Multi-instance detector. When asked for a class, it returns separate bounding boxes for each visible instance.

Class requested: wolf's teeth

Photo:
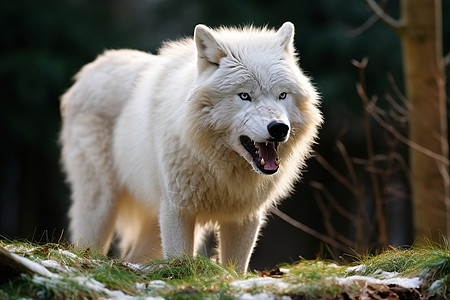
[260,158,266,166]
[265,142,268,146]
[275,160,280,166]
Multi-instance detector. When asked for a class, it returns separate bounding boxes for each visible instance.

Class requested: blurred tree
[366,0,449,242]
[0,0,137,240]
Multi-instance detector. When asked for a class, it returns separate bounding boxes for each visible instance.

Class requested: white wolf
[60,22,322,273]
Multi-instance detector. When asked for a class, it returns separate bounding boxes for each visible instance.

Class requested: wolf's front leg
[219,215,262,273]
[159,200,196,258]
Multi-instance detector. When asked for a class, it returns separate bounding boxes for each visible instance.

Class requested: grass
[0,240,248,299]
[353,242,450,294]
[1,239,450,299]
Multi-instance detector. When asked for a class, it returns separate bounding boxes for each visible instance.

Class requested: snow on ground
[429,279,444,292]
[230,277,290,290]
[333,274,422,289]
[345,264,366,273]
[4,246,426,299]
[342,264,423,289]
[122,261,143,271]
[238,293,276,300]
[4,244,37,253]
[36,258,72,273]
[8,251,56,278]
[57,249,78,259]
[237,292,292,300]
[32,274,165,300]
[147,280,170,289]
[230,277,295,299]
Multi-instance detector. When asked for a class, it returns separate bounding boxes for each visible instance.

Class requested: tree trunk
[401,0,448,242]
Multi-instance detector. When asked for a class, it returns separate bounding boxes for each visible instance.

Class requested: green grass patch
[2,239,450,299]
[353,243,450,294]
[0,240,248,299]
[283,260,349,297]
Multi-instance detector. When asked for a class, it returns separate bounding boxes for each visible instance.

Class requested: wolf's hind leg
[63,114,119,254]
[69,183,118,253]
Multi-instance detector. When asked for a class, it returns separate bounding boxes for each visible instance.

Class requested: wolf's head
[188,22,322,175]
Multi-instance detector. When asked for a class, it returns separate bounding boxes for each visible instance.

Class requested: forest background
[1,0,449,271]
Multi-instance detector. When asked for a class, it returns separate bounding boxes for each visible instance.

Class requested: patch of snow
[334,275,422,289]
[37,259,71,273]
[135,282,147,290]
[140,264,164,273]
[345,265,366,273]
[279,268,290,274]
[9,252,56,278]
[58,249,78,259]
[122,261,143,271]
[236,293,291,300]
[92,259,106,265]
[372,269,399,279]
[35,290,46,299]
[6,245,36,253]
[429,279,443,292]
[238,292,275,300]
[231,277,289,291]
[147,280,169,289]
[82,276,167,300]
[98,290,136,300]
[32,275,165,300]
[72,276,140,300]
[71,276,106,290]
[7,245,21,252]
[32,275,62,289]
[385,276,422,288]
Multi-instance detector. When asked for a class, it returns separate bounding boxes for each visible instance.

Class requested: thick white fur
[60,22,322,273]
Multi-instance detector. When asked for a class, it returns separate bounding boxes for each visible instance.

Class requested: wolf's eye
[238,93,252,101]
[279,92,287,100]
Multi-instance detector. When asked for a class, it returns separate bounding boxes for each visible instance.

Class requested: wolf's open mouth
[240,136,279,174]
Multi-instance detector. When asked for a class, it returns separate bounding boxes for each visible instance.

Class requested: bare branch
[387,73,409,106]
[314,153,355,196]
[356,83,450,165]
[353,58,388,247]
[350,13,379,37]
[314,191,356,247]
[270,208,349,253]
[336,140,361,189]
[310,181,358,224]
[365,0,405,33]
[384,94,408,124]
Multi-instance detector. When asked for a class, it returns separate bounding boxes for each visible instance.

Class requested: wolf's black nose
[268,122,289,140]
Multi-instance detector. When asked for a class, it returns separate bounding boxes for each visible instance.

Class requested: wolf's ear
[194,24,225,70]
[277,22,295,52]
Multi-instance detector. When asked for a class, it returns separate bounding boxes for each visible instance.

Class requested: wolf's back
[60,49,155,124]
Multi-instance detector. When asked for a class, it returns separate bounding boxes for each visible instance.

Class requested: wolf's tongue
[255,142,278,170]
